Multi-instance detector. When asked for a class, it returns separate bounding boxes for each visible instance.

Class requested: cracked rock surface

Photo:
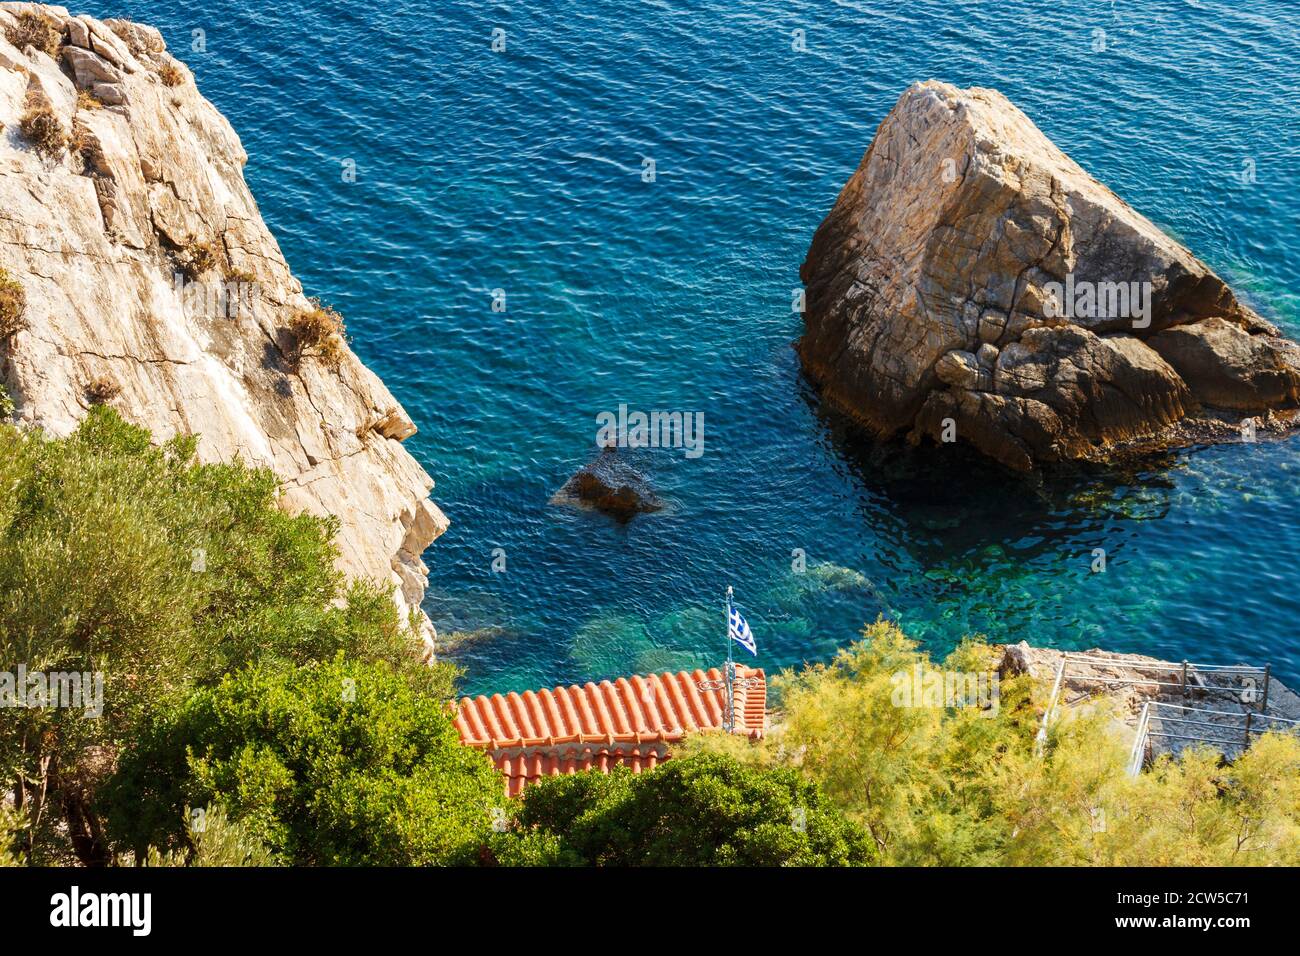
[798,81,1300,471]
[0,4,446,652]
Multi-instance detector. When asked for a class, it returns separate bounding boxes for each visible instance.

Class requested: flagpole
[725,585,735,734]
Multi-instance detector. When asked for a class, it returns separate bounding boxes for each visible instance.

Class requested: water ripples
[109,0,1300,693]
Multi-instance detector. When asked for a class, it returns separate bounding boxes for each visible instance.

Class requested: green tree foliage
[107,656,506,866]
[141,804,273,867]
[994,723,1300,865]
[512,751,874,866]
[0,803,20,866]
[683,620,1300,866]
[0,409,449,864]
[4,407,1295,868]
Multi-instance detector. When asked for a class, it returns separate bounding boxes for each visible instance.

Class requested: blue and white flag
[728,605,757,656]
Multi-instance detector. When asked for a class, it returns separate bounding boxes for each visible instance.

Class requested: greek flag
[728,605,757,656]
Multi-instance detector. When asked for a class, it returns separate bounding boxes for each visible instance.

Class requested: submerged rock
[798,81,1300,471]
[554,445,662,521]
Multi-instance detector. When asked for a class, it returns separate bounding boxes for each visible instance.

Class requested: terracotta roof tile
[457,667,766,795]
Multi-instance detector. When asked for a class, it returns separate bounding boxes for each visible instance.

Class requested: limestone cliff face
[0,3,446,649]
[799,81,1300,471]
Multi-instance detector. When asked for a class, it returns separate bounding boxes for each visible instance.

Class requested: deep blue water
[104,0,1300,693]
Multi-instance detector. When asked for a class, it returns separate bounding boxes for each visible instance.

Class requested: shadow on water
[801,376,1182,531]
[792,376,1223,655]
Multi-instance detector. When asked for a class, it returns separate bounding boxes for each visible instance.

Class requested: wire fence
[1031,653,1291,772]
[1127,701,1300,775]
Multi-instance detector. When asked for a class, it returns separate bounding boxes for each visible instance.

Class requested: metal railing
[1127,701,1300,775]
[1032,653,1277,763]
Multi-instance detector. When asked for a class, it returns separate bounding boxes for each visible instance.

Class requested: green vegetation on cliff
[0,408,454,864]
[683,622,1300,866]
[514,750,873,866]
[109,656,507,866]
[1,410,1296,867]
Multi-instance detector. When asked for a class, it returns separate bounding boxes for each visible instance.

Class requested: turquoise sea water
[107,0,1300,693]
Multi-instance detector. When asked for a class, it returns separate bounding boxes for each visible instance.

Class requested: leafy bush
[19,101,67,158]
[513,752,875,866]
[107,656,505,865]
[0,407,443,864]
[684,621,1300,866]
[0,269,25,341]
[141,804,272,867]
[0,804,20,866]
[5,11,62,57]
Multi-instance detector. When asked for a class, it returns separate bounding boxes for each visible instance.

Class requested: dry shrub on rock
[20,101,68,159]
[176,240,222,280]
[70,123,105,173]
[158,59,185,87]
[85,378,121,405]
[5,11,62,57]
[0,270,27,341]
[287,301,348,370]
[106,19,165,58]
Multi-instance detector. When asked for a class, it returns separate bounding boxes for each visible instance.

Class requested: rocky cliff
[799,81,1300,471]
[0,4,446,650]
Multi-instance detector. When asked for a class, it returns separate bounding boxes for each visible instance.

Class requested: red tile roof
[455,666,766,796]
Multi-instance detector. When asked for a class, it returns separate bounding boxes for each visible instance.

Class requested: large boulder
[798,81,1300,470]
[1149,318,1300,412]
